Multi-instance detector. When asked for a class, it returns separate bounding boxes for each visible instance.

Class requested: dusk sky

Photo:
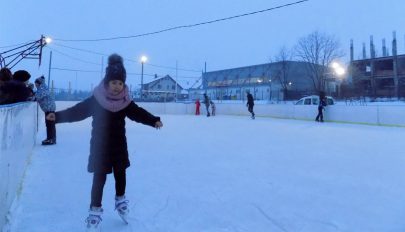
[1,0,404,91]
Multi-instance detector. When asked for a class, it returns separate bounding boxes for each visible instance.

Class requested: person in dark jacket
[246,90,255,119]
[13,70,34,98]
[315,95,327,122]
[203,93,210,117]
[0,68,12,102]
[34,76,57,145]
[0,68,32,105]
[46,54,163,230]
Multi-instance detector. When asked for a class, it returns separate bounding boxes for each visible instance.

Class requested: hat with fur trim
[13,70,31,82]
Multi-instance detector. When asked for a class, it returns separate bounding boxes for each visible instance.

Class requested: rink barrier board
[0,102,38,231]
[55,101,405,127]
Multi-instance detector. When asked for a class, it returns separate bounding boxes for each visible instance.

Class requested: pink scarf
[93,81,132,112]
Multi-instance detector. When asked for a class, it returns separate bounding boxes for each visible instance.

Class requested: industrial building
[201,61,318,101]
[350,31,405,98]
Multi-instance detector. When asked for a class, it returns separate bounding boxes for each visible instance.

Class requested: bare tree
[295,31,345,92]
[271,46,294,98]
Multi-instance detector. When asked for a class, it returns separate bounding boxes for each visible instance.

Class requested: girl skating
[47,54,163,231]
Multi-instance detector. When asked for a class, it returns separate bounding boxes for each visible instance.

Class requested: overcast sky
[1,0,404,91]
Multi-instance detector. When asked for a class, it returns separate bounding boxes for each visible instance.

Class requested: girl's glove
[46,113,56,121]
[155,121,163,129]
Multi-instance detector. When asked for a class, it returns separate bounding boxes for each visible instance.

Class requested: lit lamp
[44,37,52,44]
[140,55,148,100]
[327,62,346,96]
[331,62,345,76]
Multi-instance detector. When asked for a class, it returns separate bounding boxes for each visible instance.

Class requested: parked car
[294,95,335,105]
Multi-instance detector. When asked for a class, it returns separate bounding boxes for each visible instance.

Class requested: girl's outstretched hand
[46,113,56,121]
[155,121,163,129]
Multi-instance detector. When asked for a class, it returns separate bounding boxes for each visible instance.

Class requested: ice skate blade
[86,225,101,232]
[119,213,129,224]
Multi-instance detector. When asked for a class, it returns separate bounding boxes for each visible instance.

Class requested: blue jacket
[35,78,56,112]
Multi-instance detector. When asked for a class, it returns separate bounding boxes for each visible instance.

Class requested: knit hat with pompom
[104,54,126,84]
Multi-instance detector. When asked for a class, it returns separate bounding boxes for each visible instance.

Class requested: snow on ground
[6,112,405,232]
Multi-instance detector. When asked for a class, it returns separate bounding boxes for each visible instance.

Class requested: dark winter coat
[55,96,160,174]
[318,98,327,110]
[203,95,210,107]
[0,80,31,105]
[247,93,254,106]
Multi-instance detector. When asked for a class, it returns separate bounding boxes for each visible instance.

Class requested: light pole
[140,55,147,101]
[44,37,53,87]
[269,79,272,101]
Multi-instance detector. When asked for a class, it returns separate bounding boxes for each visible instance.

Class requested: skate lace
[115,200,129,211]
[85,215,102,225]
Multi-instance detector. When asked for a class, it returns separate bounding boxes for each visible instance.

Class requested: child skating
[210,100,216,116]
[34,75,57,145]
[47,54,163,231]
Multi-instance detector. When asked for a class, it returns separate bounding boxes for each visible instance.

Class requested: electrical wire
[51,42,203,73]
[146,63,201,73]
[52,43,108,56]
[47,47,102,66]
[51,66,200,79]
[53,0,309,42]
[51,67,101,73]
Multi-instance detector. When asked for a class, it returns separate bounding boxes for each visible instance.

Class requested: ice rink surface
[7,114,405,232]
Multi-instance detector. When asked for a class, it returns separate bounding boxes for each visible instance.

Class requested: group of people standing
[0,67,56,145]
[195,90,255,119]
[195,93,216,117]
[194,90,329,122]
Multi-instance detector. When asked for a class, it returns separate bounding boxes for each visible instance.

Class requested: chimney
[392,31,397,56]
[362,42,367,59]
[350,39,354,61]
[382,39,387,56]
[370,35,376,58]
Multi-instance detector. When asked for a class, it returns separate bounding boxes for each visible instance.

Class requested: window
[312,98,319,105]
[295,99,304,105]
[304,98,311,105]
[172,85,175,90]
[157,84,161,89]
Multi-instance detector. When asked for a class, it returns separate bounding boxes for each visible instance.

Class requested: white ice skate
[115,196,129,224]
[85,206,103,232]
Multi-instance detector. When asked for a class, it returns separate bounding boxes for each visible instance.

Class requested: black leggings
[316,106,324,121]
[45,111,56,140]
[90,169,126,207]
[248,104,255,116]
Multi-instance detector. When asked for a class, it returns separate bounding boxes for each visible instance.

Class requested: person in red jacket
[195,98,201,115]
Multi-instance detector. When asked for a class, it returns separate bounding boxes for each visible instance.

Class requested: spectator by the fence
[35,76,57,145]
[14,70,35,99]
[0,68,32,105]
[0,68,12,103]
